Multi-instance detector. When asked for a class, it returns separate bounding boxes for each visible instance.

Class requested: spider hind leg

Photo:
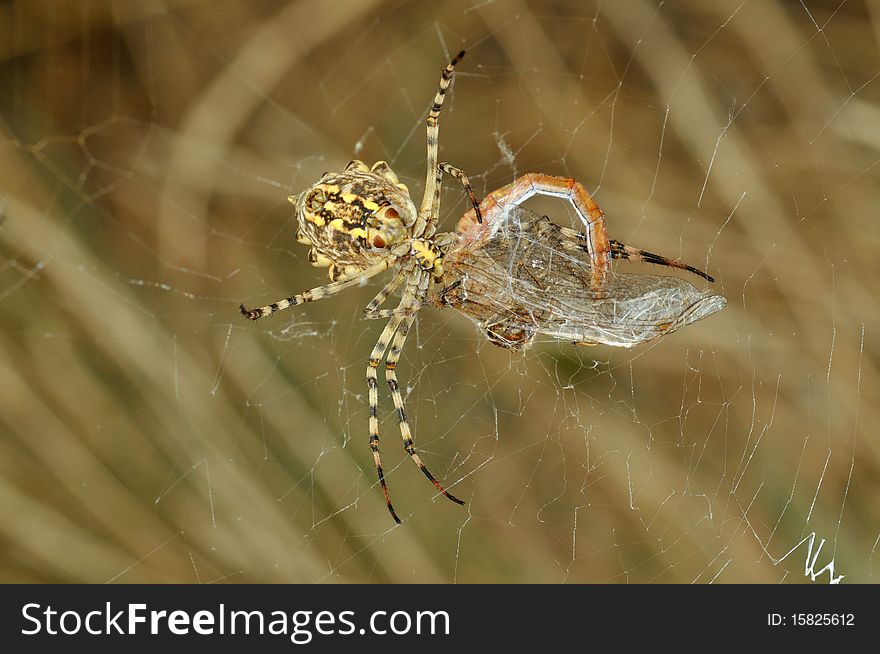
[385,313,465,507]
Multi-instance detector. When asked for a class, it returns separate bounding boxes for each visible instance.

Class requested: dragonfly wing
[441,205,726,348]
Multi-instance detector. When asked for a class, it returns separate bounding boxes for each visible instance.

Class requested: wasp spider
[240,51,725,524]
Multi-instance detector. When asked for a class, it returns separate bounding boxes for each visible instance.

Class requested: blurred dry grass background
[0,0,878,583]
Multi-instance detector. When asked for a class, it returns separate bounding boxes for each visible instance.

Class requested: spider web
[0,0,874,583]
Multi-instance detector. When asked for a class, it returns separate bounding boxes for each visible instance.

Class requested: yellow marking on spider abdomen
[327,217,368,241]
[339,193,380,213]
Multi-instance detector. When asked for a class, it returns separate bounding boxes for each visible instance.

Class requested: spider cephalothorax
[293,160,417,281]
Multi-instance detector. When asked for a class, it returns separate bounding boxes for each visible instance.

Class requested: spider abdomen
[291,165,418,280]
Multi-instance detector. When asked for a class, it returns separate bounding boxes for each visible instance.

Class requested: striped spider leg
[239,256,399,320]
[241,51,476,523]
[415,51,483,241]
[363,263,463,524]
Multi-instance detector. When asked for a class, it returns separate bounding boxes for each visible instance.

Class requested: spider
[240,51,725,524]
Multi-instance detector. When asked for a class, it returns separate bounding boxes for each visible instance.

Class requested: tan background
[0,0,876,583]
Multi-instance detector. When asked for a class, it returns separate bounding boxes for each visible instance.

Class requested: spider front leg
[438,163,482,224]
[240,257,396,320]
[416,50,466,236]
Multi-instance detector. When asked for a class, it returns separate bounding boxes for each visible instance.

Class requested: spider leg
[416,49,466,236]
[609,240,714,283]
[385,279,464,507]
[363,270,405,319]
[365,307,420,320]
[367,309,410,525]
[439,162,482,224]
[240,256,396,320]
